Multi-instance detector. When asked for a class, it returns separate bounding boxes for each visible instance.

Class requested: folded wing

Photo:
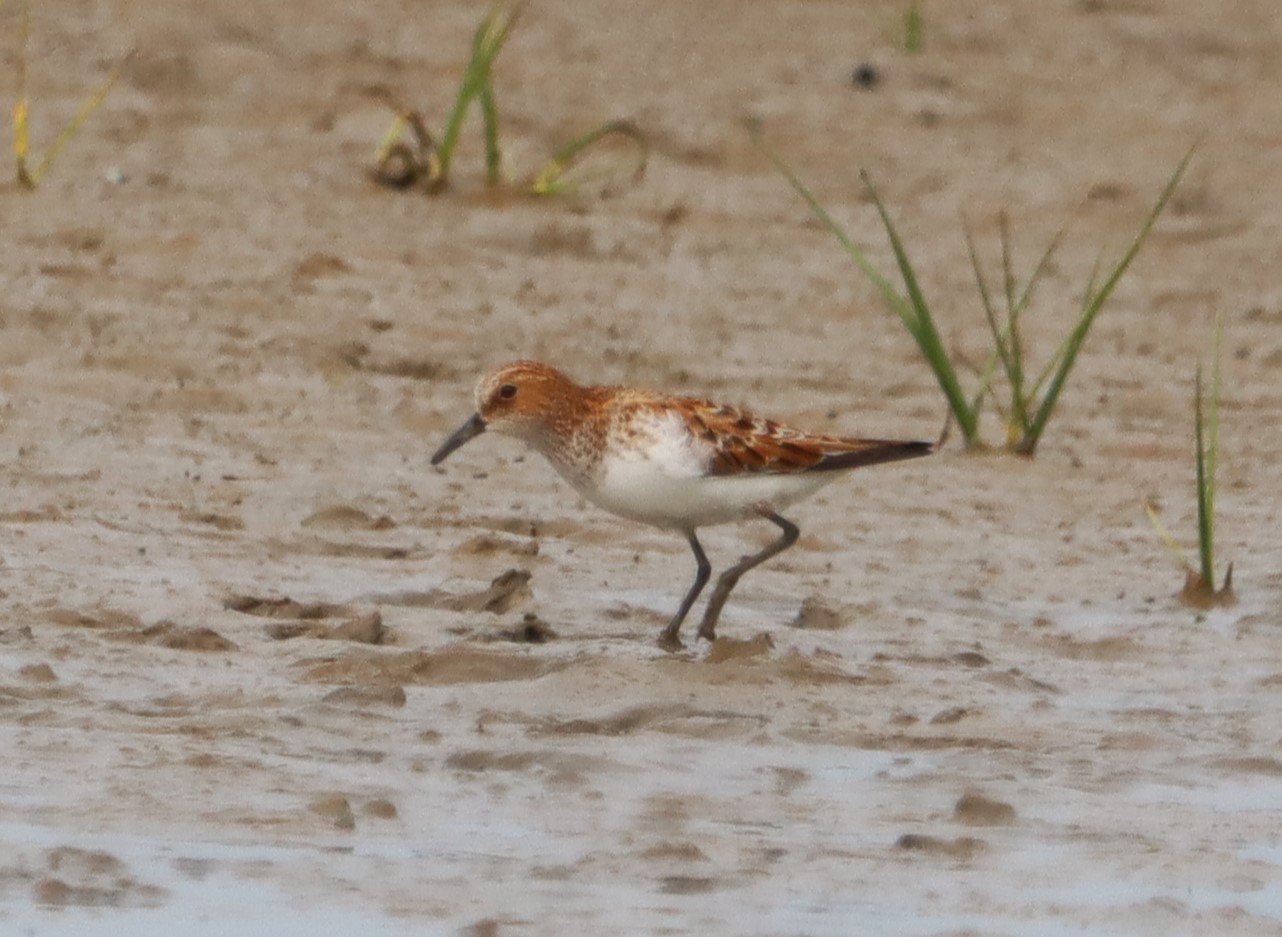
[681,401,934,476]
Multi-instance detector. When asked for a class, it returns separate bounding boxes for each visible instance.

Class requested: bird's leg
[658,530,711,651]
[696,510,799,643]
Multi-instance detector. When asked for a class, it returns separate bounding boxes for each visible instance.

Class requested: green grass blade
[1003,220,1069,438]
[1016,146,1195,454]
[1193,364,1213,587]
[904,1,924,53]
[1013,221,1070,317]
[1026,247,1103,401]
[965,212,1068,425]
[861,170,934,333]
[964,219,1005,363]
[1196,317,1225,588]
[860,170,979,444]
[754,132,909,320]
[998,213,1030,436]
[436,3,523,180]
[1208,315,1224,531]
[435,20,491,176]
[478,81,502,185]
[1000,213,1017,327]
[440,16,493,167]
[1010,223,1071,392]
[968,346,1004,418]
[755,128,978,444]
[963,219,1016,408]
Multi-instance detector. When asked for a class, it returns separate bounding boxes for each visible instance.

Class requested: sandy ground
[3,0,1282,934]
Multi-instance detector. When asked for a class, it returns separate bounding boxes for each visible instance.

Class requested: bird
[431,360,936,650]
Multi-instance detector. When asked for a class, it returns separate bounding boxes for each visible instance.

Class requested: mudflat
[2,1,1281,933]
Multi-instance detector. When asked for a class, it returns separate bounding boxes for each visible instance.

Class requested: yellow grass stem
[12,2,132,189]
[527,120,648,196]
[1141,500,1191,572]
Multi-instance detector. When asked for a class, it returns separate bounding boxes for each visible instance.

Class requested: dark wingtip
[812,439,935,472]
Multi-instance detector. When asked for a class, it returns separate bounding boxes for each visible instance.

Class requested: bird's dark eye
[498,383,518,400]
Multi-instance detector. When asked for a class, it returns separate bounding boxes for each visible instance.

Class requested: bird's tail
[811,438,936,472]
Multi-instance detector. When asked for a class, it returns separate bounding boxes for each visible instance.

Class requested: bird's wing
[675,399,934,477]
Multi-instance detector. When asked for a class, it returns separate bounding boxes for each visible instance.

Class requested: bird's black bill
[431,413,487,465]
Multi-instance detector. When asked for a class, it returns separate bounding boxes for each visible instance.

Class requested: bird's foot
[657,628,684,653]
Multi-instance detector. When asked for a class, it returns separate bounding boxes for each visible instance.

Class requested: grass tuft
[372,3,645,198]
[1143,316,1235,609]
[859,169,979,445]
[963,214,1068,449]
[1185,317,1235,606]
[756,121,1193,455]
[1012,147,1194,455]
[372,3,524,192]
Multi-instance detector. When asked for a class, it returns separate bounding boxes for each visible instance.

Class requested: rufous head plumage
[431,360,584,465]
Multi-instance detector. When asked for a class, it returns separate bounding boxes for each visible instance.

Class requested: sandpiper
[432,360,935,649]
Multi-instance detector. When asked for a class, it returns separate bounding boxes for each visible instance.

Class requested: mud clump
[309,794,356,831]
[791,596,848,630]
[130,623,237,652]
[954,791,1018,826]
